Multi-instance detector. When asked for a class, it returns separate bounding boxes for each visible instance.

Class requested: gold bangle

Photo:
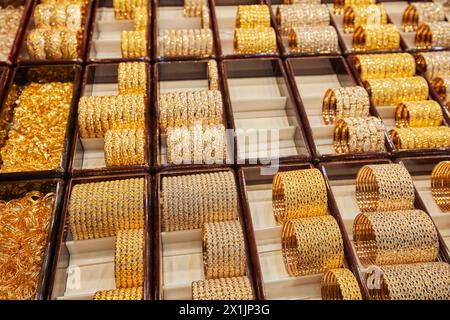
[333,0,375,15]
[121,30,147,58]
[234,27,277,54]
[207,60,219,91]
[93,287,144,300]
[415,22,450,49]
[344,4,387,33]
[276,4,329,36]
[192,276,254,300]
[115,228,145,289]
[288,26,339,54]
[322,86,370,124]
[236,5,271,29]
[431,161,450,212]
[281,216,344,276]
[355,164,415,212]
[202,220,247,279]
[272,168,328,224]
[431,76,450,102]
[353,24,400,51]
[118,62,147,96]
[402,3,445,32]
[389,126,450,150]
[104,128,145,166]
[415,51,450,79]
[395,100,443,128]
[353,53,416,81]
[321,268,362,300]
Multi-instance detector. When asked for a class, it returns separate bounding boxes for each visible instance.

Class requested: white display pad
[57,236,117,300]
[215,6,238,55]
[90,8,136,59]
[227,77,300,160]
[294,74,342,155]
[413,175,450,251]
[245,183,322,300]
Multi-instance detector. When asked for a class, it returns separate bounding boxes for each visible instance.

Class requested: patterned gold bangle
[431,75,450,102]
[353,209,439,266]
[68,178,145,240]
[132,6,148,31]
[115,228,145,289]
[415,51,450,79]
[353,53,416,81]
[234,27,277,54]
[281,216,344,276]
[93,287,144,300]
[402,3,445,32]
[272,168,328,224]
[160,28,213,57]
[118,62,147,96]
[431,161,450,212]
[415,21,450,49]
[395,100,443,128]
[367,262,450,300]
[104,128,145,166]
[276,4,330,36]
[333,0,375,15]
[236,5,271,29]
[184,0,205,17]
[333,117,385,154]
[192,276,254,300]
[321,268,362,300]
[355,164,415,212]
[207,60,219,91]
[113,0,146,20]
[161,171,239,232]
[353,24,400,51]
[322,86,370,124]
[121,30,147,58]
[389,126,450,150]
[288,26,339,55]
[202,220,247,279]
[344,4,387,33]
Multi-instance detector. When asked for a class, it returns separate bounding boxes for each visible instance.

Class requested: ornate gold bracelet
[353,53,416,81]
[121,30,147,58]
[161,171,239,232]
[333,0,375,15]
[333,117,385,154]
[276,4,330,36]
[161,28,213,57]
[288,26,339,55]
[281,216,344,276]
[363,76,428,106]
[93,287,144,300]
[343,4,387,33]
[272,168,328,224]
[431,161,450,212]
[192,276,254,300]
[68,178,145,240]
[322,86,370,124]
[184,0,205,17]
[402,3,445,32]
[34,3,83,30]
[321,268,362,300]
[353,209,439,266]
[118,62,147,96]
[207,60,219,91]
[236,5,271,29]
[234,27,277,54]
[395,100,443,128]
[415,21,450,49]
[0,6,24,61]
[367,262,450,300]
[353,24,400,52]
[202,220,247,279]
[132,6,148,31]
[104,128,145,167]
[115,228,144,289]
[113,0,146,20]
[389,126,450,150]
[415,51,450,80]
[431,75,450,102]
[27,28,79,60]
[355,164,415,212]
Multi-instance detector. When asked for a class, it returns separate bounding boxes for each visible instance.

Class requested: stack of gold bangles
[116,0,148,58]
[77,62,147,167]
[160,29,214,57]
[415,51,450,80]
[353,53,416,81]
[353,24,400,52]
[184,0,207,17]
[322,86,371,124]
[276,4,330,35]
[431,75,450,103]
[394,100,443,128]
[431,161,450,211]
[234,5,277,54]
[113,0,146,19]
[354,163,450,300]
[272,168,362,300]
[27,2,86,59]
[402,2,445,32]
[343,4,388,33]
[333,0,375,15]
[415,21,450,49]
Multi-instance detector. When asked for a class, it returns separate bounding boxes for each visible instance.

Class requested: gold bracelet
[281,216,344,276]
[160,28,213,57]
[395,100,443,128]
[321,268,362,300]
[353,24,400,51]
[207,60,219,91]
[353,209,439,266]
[121,30,147,58]
[202,220,247,279]
[93,287,144,300]
[322,86,370,124]
[431,161,450,212]
[132,6,147,31]
[353,53,416,80]
[355,164,415,212]
[431,75,450,102]
[333,0,375,15]
[288,26,339,54]
[415,51,450,79]
[236,5,271,29]
[184,0,205,17]
[272,168,328,224]
[161,171,239,232]
[344,4,387,33]
[115,228,145,289]
[415,21,450,49]
[234,27,277,54]
[389,126,450,150]
[276,4,330,36]
[113,0,146,20]
[402,3,445,32]
[104,128,145,166]
[192,276,254,300]
[118,62,147,96]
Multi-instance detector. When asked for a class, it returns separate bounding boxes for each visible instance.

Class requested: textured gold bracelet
[431,161,450,212]
[415,21,450,49]
[276,4,330,36]
[104,128,145,166]
[355,164,415,212]
[353,209,439,266]
[333,0,375,15]
[192,276,254,300]
[272,168,328,224]
[184,0,206,17]
[113,0,146,20]
[161,171,239,232]
[207,60,219,91]
[121,30,147,58]
[236,5,271,29]
[282,216,344,276]
[322,86,370,124]
[160,28,213,57]
[288,26,339,54]
[431,75,450,103]
[344,4,387,33]
[93,287,144,300]
[389,126,450,150]
[321,268,362,300]
[234,27,277,54]
[402,2,445,32]
[395,100,443,128]
[118,62,147,96]
[367,262,450,300]
[352,24,400,51]
[202,220,247,279]
[115,228,145,289]
[353,53,416,81]
[415,51,450,79]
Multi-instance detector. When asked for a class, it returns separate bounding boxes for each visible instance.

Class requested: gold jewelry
[207,60,219,91]
[352,24,400,51]
[202,220,247,279]
[402,3,445,32]
[281,216,344,276]
[234,27,277,54]
[431,161,450,212]
[395,100,443,128]
[104,128,145,166]
[272,168,328,224]
[353,53,416,81]
[132,6,148,31]
[431,75,450,103]
[93,287,144,300]
[236,5,271,29]
[333,0,375,15]
[276,4,330,36]
[389,126,450,150]
[322,86,370,124]
[415,51,450,79]
[321,268,362,300]
[288,26,339,54]
[192,276,254,300]
[160,28,213,57]
[355,164,415,212]
[415,22,450,49]
[113,0,147,20]
[115,228,144,289]
[344,4,387,33]
[121,30,147,58]
[184,0,205,17]
[118,62,147,96]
